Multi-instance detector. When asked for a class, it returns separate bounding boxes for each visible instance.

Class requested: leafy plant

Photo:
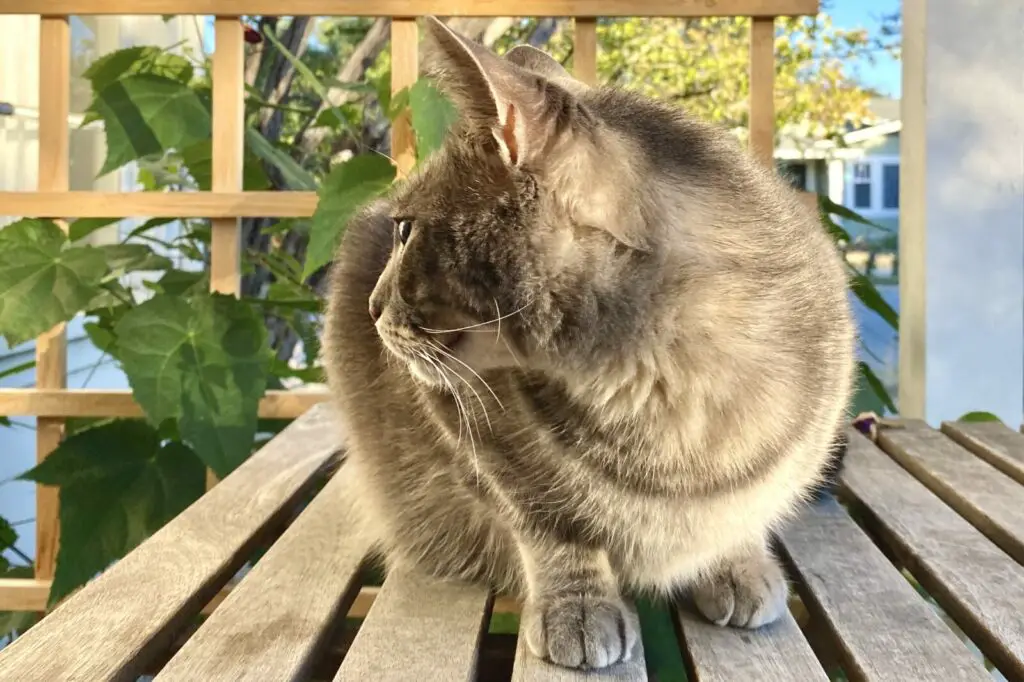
[0,15,900,638]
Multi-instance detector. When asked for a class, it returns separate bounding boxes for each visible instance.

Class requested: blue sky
[827,0,901,98]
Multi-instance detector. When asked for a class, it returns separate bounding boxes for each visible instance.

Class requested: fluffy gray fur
[323,16,855,670]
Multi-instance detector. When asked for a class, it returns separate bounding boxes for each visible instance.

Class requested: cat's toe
[522,594,639,669]
[693,548,788,629]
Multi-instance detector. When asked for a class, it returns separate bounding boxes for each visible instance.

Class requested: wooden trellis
[0,0,817,615]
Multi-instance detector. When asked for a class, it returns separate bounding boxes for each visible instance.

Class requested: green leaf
[123,217,175,243]
[83,46,194,92]
[849,272,898,331]
[958,411,1001,423]
[20,419,161,485]
[409,79,457,161]
[179,140,271,191]
[858,361,896,414]
[19,420,205,605]
[93,74,211,176]
[821,215,851,244]
[0,516,16,552]
[0,359,35,381]
[0,219,108,347]
[84,321,118,356]
[97,244,173,275]
[387,87,410,121]
[304,155,395,279]
[115,293,272,477]
[244,129,317,190]
[819,194,892,233]
[148,269,208,297]
[69,217,120,243]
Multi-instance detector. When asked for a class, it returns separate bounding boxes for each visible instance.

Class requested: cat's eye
[396,218,414,245]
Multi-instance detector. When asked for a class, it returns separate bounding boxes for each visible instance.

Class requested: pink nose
[369,303,381,323]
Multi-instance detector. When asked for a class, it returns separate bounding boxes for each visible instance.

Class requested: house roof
[773,97,900,159]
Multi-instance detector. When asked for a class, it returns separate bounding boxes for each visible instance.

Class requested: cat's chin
[405,359,452,389]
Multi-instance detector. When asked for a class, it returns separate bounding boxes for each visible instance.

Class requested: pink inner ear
[502,103,519,164]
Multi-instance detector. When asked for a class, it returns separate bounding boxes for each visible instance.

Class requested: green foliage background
[0,14,902,655]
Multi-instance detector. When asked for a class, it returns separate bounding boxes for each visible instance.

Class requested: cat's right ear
[503,45,587,95]
[421,16,579,168]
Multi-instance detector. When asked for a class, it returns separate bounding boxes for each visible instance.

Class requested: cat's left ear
[422,16,581,167]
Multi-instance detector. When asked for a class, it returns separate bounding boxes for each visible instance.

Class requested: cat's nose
[369,302,382,323]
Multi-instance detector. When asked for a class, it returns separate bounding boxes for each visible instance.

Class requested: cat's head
[368,17,667,389]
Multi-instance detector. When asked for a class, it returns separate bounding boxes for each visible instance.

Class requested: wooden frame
[0,1,816,613]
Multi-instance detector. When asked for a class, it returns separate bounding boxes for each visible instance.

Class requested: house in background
[775,97,902,244]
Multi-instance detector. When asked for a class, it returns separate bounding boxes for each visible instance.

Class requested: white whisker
[426,339,506,414]
[420,300,532,335]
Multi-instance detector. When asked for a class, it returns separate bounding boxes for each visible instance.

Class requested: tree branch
[294,17,391,155]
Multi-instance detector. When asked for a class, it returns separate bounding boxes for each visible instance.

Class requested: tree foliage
[0,12,899,638]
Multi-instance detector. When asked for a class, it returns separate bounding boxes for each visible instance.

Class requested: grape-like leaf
[304,154,395,279]
[93,74,212,176]
[409,79,457,161]
[83,46,194,92]
[69,217,120,242]
[245,129,317,190]
[97,244,173,275]
[19,419,205,605]
[0,219,108,347]
[114,293,272,476]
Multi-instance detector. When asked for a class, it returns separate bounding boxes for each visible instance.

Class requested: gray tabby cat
[323,16,855,670]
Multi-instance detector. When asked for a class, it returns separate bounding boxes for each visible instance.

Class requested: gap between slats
[840,428,1024,680]
[876,421,1024,565]
[0,404,342,682]
[780,496,993,682]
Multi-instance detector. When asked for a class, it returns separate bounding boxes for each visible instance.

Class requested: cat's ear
[503,45,587,95]
[422,16,579,167]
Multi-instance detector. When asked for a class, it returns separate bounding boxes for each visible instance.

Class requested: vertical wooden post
[34,15,70,582]
[898,0,926,419]
[573,18,598,86]
[390,18,418,177]
[748,17,775,166]
[208,17,245,488]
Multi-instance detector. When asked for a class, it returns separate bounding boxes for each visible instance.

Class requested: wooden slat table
[1,412,1022,681]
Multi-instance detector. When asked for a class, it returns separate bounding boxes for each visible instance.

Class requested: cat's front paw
[692,548,788,629]
[522,593,639,669]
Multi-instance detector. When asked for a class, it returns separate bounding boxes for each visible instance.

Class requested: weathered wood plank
[510,614,647,682]
[941,420,1024,486]
[780,497,991,682]
[155,464,369,681]
[877,420,1024,564]
[334,570,492,682]
[0,0,821,18]
[842,428,1024,679]
[676,607,828,681]
[0,404,342,682]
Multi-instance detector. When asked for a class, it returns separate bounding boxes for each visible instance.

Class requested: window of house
[852,162,872,209]
[781,163,808,191]
[882,163,900,209]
